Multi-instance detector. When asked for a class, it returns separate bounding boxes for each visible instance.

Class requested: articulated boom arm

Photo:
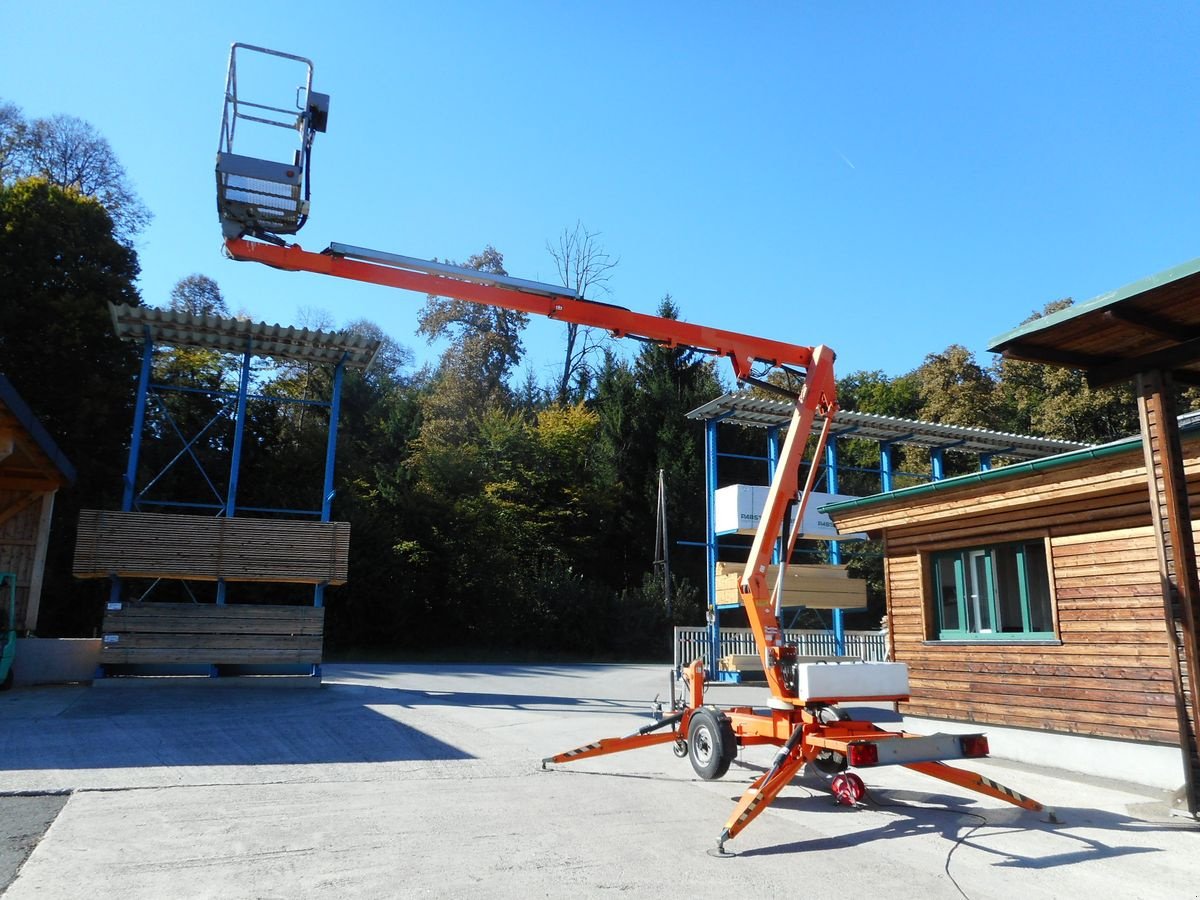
[740,347,838,701]
[224,234,838,703]
[216,44,1054,856]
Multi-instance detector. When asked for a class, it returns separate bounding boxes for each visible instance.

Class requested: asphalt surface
[0,663,1196,899]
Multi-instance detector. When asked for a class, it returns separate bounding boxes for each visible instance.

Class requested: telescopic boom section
[223,238,817,381]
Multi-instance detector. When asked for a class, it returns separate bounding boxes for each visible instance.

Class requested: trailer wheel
[687,708,736,780]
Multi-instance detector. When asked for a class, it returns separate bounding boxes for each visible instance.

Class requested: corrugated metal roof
[685,392,1088,460]
[109,304,382,370]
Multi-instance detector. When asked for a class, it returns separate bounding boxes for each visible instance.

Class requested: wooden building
[826,257,1200,816]
[0,374,75,632]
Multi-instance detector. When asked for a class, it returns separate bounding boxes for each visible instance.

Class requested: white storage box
[793,661,910,701]
[713,485,866,540]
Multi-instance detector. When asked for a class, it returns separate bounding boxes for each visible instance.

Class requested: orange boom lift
[216,44,1054,854]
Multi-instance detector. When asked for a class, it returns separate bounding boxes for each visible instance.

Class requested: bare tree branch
[547,221,619,403]
[2,106,150,243]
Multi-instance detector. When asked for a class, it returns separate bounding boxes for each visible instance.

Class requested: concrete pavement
[0,663,1196,898]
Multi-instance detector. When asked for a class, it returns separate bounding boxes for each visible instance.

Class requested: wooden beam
[1170,370,1200,387]
[0,476,64,492]
[1103,307,1200,342]
[1090,335,1200,388]
[24,491,56,631]
[0,492,42,530]
[1135,368,1200,817]
[0,427,13,463]
[1000,343,1111,368]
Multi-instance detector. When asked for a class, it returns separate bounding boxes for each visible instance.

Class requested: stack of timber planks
[100,601,324,666]
[73,510,349,585]
[714,561,868,609]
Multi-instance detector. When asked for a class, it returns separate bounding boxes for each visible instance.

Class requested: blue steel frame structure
[689,394,1087,677]
[108,304,377,613]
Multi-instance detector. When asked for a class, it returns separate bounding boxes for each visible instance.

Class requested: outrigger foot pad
[1045,808,1061,825]
[707,830,736,858]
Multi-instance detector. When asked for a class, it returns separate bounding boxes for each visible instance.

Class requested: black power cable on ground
[861,786,990,900]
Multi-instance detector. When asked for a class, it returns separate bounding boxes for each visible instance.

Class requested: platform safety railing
[674,626,887,672]
[216,43,329,240]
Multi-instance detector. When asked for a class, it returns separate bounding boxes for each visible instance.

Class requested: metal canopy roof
[988,256,1200,388]
[109,304,382,370]
[686,392,1088,460]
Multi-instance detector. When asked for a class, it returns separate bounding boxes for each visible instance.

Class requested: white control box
[793,661,910,701]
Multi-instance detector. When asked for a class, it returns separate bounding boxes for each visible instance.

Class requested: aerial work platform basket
[216,43,329,241]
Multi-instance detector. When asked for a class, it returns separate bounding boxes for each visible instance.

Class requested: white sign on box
[714,484,866,541]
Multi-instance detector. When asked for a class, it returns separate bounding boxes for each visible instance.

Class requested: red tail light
[960,735,989,758]
[847,742,879,767]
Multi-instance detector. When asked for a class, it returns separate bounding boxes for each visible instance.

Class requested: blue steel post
[314,356,347,611]
[705,419,720,673]
[880,443,894,493]
[930,447,945,481]
[825,440,845,655]
[121,330,154,513]
[979,453,992,472]
[112,330,154,605]
[766,426,781,565]
[218,342,253,606]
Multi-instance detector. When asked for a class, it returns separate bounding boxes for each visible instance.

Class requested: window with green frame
[930,540,1055,640]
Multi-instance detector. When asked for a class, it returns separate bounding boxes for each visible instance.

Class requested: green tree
[914,344,997,427]
[0,177,142,633]
[169,274,228,317]
[992,300,1139,443]
[591,296,722,637]
[0,100,24,183]
[416,246,528,447]
[838,369,920,417]
[0,105,150,242]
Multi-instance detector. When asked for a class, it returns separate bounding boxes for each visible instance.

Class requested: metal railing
[674,626,887,670]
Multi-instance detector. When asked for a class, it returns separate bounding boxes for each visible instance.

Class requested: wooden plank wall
[0,488,42,629]
[875,449,1200,746]
[74,510,350,585]
[100,602,324,666]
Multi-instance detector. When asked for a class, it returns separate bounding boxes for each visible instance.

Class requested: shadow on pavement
[737,786,1185,867]
[0,675,658,772]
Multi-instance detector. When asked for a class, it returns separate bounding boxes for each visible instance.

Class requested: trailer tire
[687,708,736,780]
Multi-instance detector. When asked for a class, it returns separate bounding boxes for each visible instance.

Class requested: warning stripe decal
[979,775,1032,805]
[735,794,764,826]
[560,742,603,759]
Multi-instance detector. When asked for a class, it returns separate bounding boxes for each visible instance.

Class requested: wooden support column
[24,491,56,631]
[1135,369,1200,816]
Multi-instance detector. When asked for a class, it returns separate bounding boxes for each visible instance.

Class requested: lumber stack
[73,510,350,585]
[714,561,868,609]
[100,601,324,665]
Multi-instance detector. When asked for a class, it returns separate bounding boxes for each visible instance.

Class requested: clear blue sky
[3,2,1198,387]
